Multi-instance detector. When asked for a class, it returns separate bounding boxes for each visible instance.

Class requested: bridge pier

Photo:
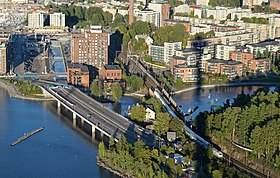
[57,101,61,112]
[81,118,84,127]
[73,112,77,128]
[91,125,96,141]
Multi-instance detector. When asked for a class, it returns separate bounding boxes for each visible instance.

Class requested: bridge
[37,82,160,147]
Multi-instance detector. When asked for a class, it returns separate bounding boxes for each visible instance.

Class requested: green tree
[98,141,106,159]
[130,105,146,122]
[90,79,103,97]
[212,170,222,178]
[132,21,152,35]
[169,118,184,137]
[111,84,122,101]
[154,112,171,136]
[125,75,144,92]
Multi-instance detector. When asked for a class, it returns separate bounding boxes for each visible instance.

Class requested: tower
[129,0,134,25]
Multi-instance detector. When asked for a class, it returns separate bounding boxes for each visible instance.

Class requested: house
[135,35,154,46]
[67,63,90,88]
[167,132,176,142]
[145,104,156,122]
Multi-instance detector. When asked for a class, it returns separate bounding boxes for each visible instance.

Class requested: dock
[11,127,44,146]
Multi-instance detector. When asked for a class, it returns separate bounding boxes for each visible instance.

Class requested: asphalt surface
[50,87,159,147]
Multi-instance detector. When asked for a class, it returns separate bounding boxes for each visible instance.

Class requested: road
[50,86,160,147]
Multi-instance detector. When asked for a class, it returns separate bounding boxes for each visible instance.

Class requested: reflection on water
[173,86,275,120]
[0,89,118,178]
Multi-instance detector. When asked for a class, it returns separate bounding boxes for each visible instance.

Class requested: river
[0,85,273,177]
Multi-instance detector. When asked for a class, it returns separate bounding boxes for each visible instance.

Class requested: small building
[67,63,90,88]
[145,104,156,122]
[135,35,154,46]
[167,132,176,142]
[99,65,122,80]
[170,153,185,164]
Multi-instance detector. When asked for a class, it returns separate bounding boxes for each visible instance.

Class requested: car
[137,127,144,132]
[144,130,151,135]
[87,114,92,118]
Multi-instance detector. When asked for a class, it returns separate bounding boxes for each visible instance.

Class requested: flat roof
[104,64,121,70]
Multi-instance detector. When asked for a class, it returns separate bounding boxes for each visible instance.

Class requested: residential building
[244,0,267,7]
[204,59,244,78]
[250,58,271,74]
[215,44,236,60]
[145,105,156,122]
[196,0,209,6]
[28,12,44,28]
[172,64,199,82]
[67,63,90,88]
[270,0,280,10]
[190,24,212,35]
[71,25,110,70]
[135,10,160,28]
[174,48,201,66]
[99,64,122,80]
[135,35,154,45]
[50,12,65,27]
[246,40,280,54]
[230,51,253,66]
[148,1,169,27]
[174,4,189,14]
[0,43,7,74]
[149,41,182,64]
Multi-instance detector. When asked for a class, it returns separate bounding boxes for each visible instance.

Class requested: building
[135,35,154,45]
[172,64,200,82]
[50,13,65,27]
[174,48,201,66]
[145,105,156,122]
[135,10,160,28]
[163,19,190,32]
[270,0,280,10]
[67,63,90,88]
[149,41,182,64]
[244,0,266,7]
[205,59,244,78]
[250,58,271,74]
[28,12,44,28]
[148,1,169,27]
[71,25,110,70]
[99,64,122,80]
[215,44,236,60]
[230,51,253,66]
[196,0,209,6]
[0,43,7,75]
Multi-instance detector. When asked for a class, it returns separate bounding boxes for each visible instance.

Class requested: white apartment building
[28,12,44,28]
[243,0,267,7]
[190,24,212,35]
[149,41,182,64]
[50,13,65,27]
[196,0,209,6]
[174,4,189,14]
[215,44,236,60]
[231,12,270,21]
[135,10,160,28]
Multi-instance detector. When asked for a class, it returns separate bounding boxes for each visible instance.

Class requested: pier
[11,127,44,146]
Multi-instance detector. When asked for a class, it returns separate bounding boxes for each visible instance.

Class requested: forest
[195,88,280,172]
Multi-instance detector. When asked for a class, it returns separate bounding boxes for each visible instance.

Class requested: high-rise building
[0,43,7,74]
[129,0,134,25]
[28,12,44,28]
[71,25,110,70]
[148,0,169,27]
[50,13,65,27]
[135,10,160,28]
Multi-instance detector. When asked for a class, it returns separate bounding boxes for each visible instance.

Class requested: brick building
[163,19,190,32]
[250,58,271,74]
[205,59,244,79]
[67,63,90,88]
[270,0,280,10]
[99,64,122,80]
[230,51,253,66]
[71,25,109,70]
[172,65,199,82]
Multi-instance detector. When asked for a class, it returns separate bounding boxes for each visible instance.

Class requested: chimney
[129,0,134,25]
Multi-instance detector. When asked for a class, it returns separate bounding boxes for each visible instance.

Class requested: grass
[75,21,92,28]
[7,79,43,97]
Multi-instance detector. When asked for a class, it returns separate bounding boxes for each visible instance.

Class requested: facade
[163,19,190,32]
[28,12,44,28]
[190,24,212,35]
[196,0,209,6]
[249,58,271,74]
[148,1,169,27]
[215,44,236,60]
[149,41,182,64]
[0,43,7,74]
[172,65,199,82]
[145,105,156,122]
[67,63,90,88]
[270,0,280,10]
[205,59,244,78]
[230,51,253,65]
[71,25,110,70]
[135,10,160,28]
[99,64,122,80]
[174,49,201,66]
[50,13,65,27]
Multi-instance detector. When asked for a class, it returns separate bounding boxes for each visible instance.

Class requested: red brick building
[71,25,109,70]
[250,58,271,74]
[172,65,199,82]
[270,0,280,10]
[163,19,190,32]
[99,65,122,80]
[230,51,253,66]
[67,63,90,88]
[205,59,244,79]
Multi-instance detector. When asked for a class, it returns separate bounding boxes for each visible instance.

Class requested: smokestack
[129,0,134,26]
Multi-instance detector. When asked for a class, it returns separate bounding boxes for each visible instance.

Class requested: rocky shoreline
[96,157,135,178]
[0,80,54,101]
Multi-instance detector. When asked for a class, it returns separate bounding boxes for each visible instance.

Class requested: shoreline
[0,80,54,101]
[96,157,135,178]
[174,81,280,94]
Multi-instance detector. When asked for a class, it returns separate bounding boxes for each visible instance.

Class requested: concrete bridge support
[57,101,61,112]
[73,112,77,128]
[81,118,84,127]
[92,125,95,141]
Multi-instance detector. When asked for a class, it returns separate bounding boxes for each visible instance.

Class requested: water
[173,85,275,120]
[0,89,118,178]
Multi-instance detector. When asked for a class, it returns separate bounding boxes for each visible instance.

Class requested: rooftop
[68,63,89,73]
[104,64,121,70]
[208,59,243,65]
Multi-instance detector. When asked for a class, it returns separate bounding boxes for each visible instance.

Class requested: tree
[98,141,106,159]
[90,79,103,97]
[111,84,122,101]
[212,170,222,178]
[130,105,146,122]
[132,21,152,35]
[154,112,171,136]
[174,77,184,87]
[169,118,184,137]
[145,97,162,114]
[125,75,144,92]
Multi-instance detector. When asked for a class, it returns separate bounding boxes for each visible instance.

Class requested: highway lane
[52,87,159,147]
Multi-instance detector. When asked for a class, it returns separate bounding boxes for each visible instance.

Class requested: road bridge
[37,82,160,148]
